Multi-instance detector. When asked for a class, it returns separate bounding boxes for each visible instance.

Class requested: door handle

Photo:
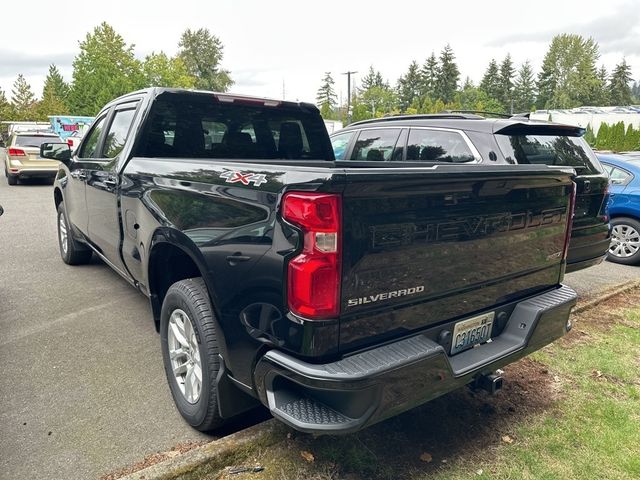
[70,170,86,180]
[226,253,251,265]
[104,178,117,187]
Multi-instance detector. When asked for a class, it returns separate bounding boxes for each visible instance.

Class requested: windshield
[495,134,602,174]
[14,135,60,148]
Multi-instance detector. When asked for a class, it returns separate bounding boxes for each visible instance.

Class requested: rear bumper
[254,285,577,434]
[8,167,58,179]
[566,224,611,273]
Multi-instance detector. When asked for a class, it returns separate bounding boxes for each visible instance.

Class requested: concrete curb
[119,420,279,480]
[118,279,640,480]
[573,279,640,314]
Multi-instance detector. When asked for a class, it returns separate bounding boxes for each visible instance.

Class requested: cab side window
[78,115,107,159]
[102,107,137,158]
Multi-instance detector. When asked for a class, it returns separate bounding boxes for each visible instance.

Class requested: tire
[607,217,640,266]
[160,277,226,431]
[7,173,17,185]
[57,202,92,265]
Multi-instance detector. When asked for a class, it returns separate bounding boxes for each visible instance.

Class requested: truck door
[85,101,140,277]
[66,114,109,236]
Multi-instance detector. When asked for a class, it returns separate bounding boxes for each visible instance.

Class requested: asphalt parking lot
[0,176,637,480]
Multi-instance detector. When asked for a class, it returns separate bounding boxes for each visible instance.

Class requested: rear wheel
[607,217,640,265]
[57,202,92,265]
[160,277,226,431]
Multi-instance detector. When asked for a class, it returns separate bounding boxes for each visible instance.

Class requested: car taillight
[562,182,577,261]
[282,192,341,319]
[8,148,25,156]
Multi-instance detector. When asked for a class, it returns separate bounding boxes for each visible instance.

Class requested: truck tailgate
[337,164,574,352]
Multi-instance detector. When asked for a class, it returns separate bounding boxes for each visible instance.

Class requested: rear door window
[605,165,633,186]
[495,134,602,174]
[350,129,402,161]
[406,129,476,163]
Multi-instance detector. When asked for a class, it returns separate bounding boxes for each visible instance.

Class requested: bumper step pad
[278,397,349,426]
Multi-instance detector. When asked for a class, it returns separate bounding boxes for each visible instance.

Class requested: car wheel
[607,217,640,265]
[160,277,226,431]
[57,202,92,265]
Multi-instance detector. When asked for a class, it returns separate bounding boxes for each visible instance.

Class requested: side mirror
[0,139,5,148]
[40,142,71,165]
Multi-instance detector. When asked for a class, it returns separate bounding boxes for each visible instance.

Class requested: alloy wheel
[167,308,202,404]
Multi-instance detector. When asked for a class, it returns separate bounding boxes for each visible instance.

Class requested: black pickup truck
[42,88,578,434]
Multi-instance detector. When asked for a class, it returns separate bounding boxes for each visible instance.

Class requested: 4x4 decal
[220,170,267,186]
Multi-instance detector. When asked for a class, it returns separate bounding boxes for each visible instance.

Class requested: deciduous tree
[142,52,196,88]
[178,28,232,91]
[69,22,143,115]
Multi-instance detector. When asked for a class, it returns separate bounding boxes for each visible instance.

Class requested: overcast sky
[1,0,639,105]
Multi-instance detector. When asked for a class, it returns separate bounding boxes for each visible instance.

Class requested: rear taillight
[8,148,25,156]
[282,192,341,319]
[562,182,577,261]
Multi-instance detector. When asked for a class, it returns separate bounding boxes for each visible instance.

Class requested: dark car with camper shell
[330,113,611,274]
[40,89,578,435]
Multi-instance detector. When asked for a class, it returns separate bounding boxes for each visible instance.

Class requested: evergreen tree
[512,61,536,112]
[316,72,338,118]
[419,53,438,100]
[178,28,232,91]
[584,124,596,146]
[360,66,386,91]
[0,87,14,121]
[396,61,422,112]
[536,34,600,109]
[434,44,459,103]
[38,64,70,118]
[11,74,37,120]
[498,54,515,112]
[632,81,640,102]
[593,65,610,106]
[69,22,143,115]
[611,121,626,151]
[623,124,636,151]
[479,59,501,102]
[609,59,633,106]
[595,123,610,150]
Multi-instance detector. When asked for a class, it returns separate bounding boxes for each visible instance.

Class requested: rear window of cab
[495,134,603,175]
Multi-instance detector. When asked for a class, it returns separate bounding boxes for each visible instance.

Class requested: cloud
[0,50,75,77]
[487,5,640,56]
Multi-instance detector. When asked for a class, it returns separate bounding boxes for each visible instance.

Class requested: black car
[330,114,611,273]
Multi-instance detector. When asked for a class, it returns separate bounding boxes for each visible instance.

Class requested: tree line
[0,22,232,121]
[316,34,640,124]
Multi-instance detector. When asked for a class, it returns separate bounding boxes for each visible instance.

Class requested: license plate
[450,312,495,355]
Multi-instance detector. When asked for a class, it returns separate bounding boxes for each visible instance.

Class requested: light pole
[342,71,357,124]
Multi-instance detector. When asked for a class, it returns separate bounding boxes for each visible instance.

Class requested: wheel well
[610,213,640,222]
[148,243,202,331]
[54,188,63,210]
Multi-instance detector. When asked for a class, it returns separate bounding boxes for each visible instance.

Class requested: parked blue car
[597,153,640,265]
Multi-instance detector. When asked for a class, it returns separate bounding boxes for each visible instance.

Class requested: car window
[102,108,137,158]
[330,131,355,160]
[495,134,601,174]
[606,165,633,186]
[136,92,333,160]
[78,116,107,159]
[13,135,60,147]
[350,129,402,161]
[406,129,475,163]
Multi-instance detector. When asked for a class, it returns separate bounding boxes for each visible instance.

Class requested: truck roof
[103,87,318,112]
